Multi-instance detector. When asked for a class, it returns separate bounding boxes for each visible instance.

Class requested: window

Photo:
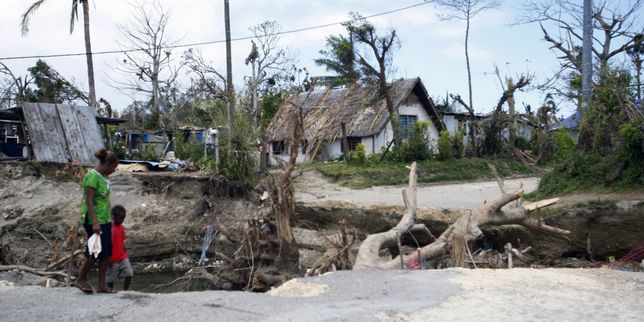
[301,140,308,154]
[348,137,361,151]
[272,141,285,155]
[399,115,418,139]
[458,119,466,133]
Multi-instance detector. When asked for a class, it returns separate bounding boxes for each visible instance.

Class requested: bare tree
[519,0,643,82]
[344,13,402,146]
[627,34,644,101]
[110,0,180,131]
[432,0,503,156]
[183,49,227,100]
[244,21,296,171]
[0,63,32,109]
[246,21,296,128]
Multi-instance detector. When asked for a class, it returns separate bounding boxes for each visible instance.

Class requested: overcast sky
[2,0,634,117]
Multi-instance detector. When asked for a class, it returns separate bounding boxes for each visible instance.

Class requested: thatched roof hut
[266,78,445,152]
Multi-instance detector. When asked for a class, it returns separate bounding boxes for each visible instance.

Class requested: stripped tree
[344,13,402,147]
[432,0,503,156]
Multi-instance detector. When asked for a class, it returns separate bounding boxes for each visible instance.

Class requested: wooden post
[341,122,349,163]
[66,226,79,287]
[396,232,404,269]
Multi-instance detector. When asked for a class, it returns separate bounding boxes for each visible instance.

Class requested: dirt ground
[295,169,644,210]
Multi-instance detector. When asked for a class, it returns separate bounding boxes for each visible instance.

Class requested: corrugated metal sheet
[21,102,103,164]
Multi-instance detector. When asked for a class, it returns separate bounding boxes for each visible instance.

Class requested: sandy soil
[386,268,644,322]
[295,170,540,210]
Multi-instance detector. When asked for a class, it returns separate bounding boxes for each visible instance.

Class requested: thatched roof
[266,78,445,143]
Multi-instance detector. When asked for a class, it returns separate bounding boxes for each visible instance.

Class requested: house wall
[442,114,474,147]
[500,122,535,142]
[268,143,312,165]
[399,100,440,149]
[443,115,459,133]
[517,122,534,140]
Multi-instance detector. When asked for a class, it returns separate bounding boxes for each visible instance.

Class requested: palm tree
[21,0,97,110]
[314,34,360,86]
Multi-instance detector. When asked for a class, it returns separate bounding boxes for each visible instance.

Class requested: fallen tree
[354,162,570,269]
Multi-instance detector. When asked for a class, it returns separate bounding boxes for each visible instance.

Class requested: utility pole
[224,0,233,151]
[581,0,593,112]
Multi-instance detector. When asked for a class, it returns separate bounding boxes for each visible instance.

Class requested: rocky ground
[0,268,642,321]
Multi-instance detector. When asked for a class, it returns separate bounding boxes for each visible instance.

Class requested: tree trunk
[224,0,234,153]
[464,8,477,156]
[380,75,401,147]
[354,162,569,270]
[341,122,350,163]
[581,0,593,112]
[152,72,161,130]
[508,78,517,149]
[82,0,96,111]
[270,102,303,271]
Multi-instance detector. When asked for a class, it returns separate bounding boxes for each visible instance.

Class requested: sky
[1,0,637,117]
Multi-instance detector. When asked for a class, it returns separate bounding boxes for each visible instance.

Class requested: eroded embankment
[1,162,643,287]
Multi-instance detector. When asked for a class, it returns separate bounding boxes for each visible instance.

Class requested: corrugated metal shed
[21,102,103,164]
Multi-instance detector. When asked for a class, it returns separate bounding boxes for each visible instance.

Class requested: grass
[525,151,644,200]
[309,157,540,188]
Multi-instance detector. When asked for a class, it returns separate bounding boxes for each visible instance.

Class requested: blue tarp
[119,159,183,171]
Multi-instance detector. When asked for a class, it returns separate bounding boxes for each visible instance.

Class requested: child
[106,205,133,290]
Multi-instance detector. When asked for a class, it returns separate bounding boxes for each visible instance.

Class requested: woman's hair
[94,148,118,165]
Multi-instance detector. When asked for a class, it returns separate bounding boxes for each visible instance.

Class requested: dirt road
[296,171,539,209]
[1,268,642,321]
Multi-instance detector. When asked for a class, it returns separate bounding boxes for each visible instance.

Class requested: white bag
[87,233,102,259]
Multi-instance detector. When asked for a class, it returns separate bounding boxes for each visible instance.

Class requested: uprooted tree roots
[165,102,305,292]
[353,162,570,270]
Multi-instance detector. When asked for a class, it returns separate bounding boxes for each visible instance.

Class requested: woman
[74,148,119,293]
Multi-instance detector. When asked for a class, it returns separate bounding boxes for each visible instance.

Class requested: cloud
[441,43,492,62]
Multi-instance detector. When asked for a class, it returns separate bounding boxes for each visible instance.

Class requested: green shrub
[392,121,432,162]
[174,132,204,161]
[350,143,367,164]
[552,128,575,161]
[515,136,530,150]
[437,130,454,161]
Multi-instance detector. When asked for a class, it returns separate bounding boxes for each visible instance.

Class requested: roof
[550,111,580,131]
[266,78,445,143]
[1,107,125,125]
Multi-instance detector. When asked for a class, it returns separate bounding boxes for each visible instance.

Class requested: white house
[441,111,537,150]
[266,78,446,164]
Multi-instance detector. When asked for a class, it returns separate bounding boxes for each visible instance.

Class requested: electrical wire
[0,1,430,61]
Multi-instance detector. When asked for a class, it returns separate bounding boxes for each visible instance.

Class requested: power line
[0,1,430,61]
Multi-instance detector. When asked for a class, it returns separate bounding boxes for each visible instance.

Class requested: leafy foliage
[437,130,454,161]
[389,121,432,162]
[314,34,359,85]
[350,143,367,164]
[25,60,88,105]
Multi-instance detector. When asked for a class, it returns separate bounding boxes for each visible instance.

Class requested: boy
[106,205,133,290]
